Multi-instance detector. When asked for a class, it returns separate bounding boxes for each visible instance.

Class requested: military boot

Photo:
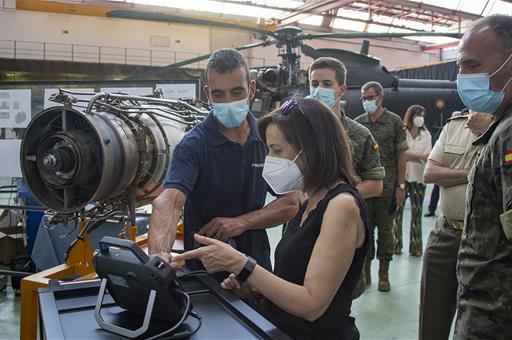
[364,259,371,286]
[378,260,391,292]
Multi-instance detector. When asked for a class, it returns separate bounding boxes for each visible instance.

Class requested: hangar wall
[0,8,440,71]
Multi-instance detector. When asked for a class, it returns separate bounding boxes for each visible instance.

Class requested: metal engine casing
[20,93,207,214]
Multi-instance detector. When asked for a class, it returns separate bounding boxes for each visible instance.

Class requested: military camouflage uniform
[341,115,385,182]
[341,114,385,298]
[455,109,512,339]
[355,109,408,261]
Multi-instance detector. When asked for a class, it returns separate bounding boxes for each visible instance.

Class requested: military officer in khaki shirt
[454,14,512,339]
[355,81,408,292]
[420,110,492,340]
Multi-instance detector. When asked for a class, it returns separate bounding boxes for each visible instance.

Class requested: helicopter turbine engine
[20,90,209,218]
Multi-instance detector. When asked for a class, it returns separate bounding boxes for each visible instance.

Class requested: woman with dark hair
[393,105,432,256]
[173,98,369,339]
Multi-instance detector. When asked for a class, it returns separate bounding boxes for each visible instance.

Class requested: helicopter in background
[119,11,465,130]
[246,26,464,130]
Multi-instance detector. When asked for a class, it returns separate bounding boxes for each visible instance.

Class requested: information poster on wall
[43,88,95,110]
[0,139,22,177]
[156,83,197,100]
[0,89,31,128]
[100,87,154,96]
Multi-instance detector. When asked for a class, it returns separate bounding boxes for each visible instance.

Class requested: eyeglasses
[361,95,378,101]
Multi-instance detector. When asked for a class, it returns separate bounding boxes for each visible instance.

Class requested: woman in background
[393,105,432,256]
[174,98,369,339]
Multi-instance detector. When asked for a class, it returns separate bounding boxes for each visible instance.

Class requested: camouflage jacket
[354,109,408,191]
[341,115,385,181]
[455,109,512,339]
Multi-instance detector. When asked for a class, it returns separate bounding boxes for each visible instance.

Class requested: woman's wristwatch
[237,256,257,283]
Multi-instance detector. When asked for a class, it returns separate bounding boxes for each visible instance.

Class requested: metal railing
[1,0,16,9]
[0,39,280,68]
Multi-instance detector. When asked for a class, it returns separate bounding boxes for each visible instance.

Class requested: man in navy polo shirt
[148,48,299,272]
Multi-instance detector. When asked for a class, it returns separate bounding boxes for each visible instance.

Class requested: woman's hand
[221,273,260,299]
[172,234,247,274]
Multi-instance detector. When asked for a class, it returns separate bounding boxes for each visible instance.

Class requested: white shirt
[405,128,432,183]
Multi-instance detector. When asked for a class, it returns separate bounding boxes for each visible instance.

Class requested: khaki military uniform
[455,109,512,339]
[419,115,482,340]
[355,109,408,261]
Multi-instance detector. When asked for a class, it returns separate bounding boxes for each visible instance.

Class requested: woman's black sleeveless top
[263,183,369,340]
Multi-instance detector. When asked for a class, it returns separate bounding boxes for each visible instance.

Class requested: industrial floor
[0,182,442,340]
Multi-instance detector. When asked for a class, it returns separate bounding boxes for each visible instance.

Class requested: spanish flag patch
[505,151,512,164]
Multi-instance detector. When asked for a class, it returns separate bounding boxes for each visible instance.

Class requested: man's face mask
[211,97,249,128]
[457,54,512,113]
[363,99,378,114]
[307,86,336,109]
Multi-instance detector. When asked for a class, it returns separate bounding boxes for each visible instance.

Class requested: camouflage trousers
[366,191,395,261]
[393,181,426,256]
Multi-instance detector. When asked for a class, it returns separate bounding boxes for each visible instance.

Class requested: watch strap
[237,256,257,283]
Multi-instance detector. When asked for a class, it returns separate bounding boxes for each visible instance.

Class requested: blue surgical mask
[363,99,378,114]
[457,54,512,113]
[307,86,336,108]
[212,98,249,128]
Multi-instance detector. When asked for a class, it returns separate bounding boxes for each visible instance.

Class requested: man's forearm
[423,163,469,188]
[148,197,181,255]
[148,208,180,255]
[239,193,300,231]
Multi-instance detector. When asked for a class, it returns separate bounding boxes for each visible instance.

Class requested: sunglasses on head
[280,99,306,117]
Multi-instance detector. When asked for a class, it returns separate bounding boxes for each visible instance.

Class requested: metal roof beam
[389,0,481,20]
[277,0,357,25]
[421,41,459,51]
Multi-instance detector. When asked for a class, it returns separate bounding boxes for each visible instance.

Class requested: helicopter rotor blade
[300,44,318,59]
[125,40,275,80]
[107,9,276,37]
[299,31,463,40]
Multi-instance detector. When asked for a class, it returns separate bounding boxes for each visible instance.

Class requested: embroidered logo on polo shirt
[252,163,264,168]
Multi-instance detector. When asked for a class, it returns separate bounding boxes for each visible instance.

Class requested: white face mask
[413,116,424,128]
[262,151,304,195]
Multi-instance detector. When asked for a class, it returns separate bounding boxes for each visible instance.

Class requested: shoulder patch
[505,150,512,165]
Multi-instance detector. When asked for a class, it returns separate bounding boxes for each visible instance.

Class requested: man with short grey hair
[148,48,299,275]
[355,81,408,292]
